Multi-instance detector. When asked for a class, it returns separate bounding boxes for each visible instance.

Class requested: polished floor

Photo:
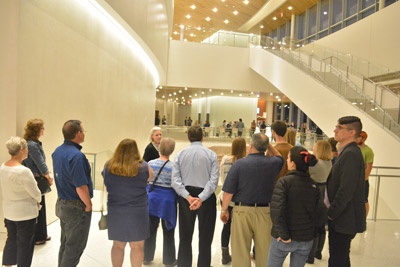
[0,213,399,266]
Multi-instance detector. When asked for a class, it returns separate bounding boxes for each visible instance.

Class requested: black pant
[35,195,48,242]
[144,215,176,265]
[328,221,355,267]
[221,204,233,248]
[177,187,216,267]
[2,218,36,267]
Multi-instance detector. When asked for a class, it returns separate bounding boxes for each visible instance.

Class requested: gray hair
[250,133,269,153]
[149,126,162,141]
[159,137,176,157]
[6,136,27,156]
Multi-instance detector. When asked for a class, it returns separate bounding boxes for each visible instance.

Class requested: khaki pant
[231,206,272,267]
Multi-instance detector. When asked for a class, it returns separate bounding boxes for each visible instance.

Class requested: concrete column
[266,101,274,124]
[290,14,296,49]
[379,0,385,10]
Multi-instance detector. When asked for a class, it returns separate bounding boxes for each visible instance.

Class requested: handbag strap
[101,177,106,212]
[148,160,169,193]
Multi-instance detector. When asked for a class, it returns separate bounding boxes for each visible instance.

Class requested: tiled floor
[1,212,399,266]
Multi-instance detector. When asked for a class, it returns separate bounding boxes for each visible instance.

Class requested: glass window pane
[385,0,397,7]
[297,13,306,39]
[308,6,317,35]
[333,0,343,24]
[332,24,342,33]
[345,16,358,27]
[279,24,286,40]
[319,0,329,30]
[362,0,376,9]
[346,0,358,18]
[361,7,375,18]
[319,30,328,39]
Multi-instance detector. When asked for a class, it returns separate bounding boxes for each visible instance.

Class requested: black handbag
[35,176,51,195]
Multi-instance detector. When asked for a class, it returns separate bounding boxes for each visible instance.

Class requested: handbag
[98,179,108,230]
[35,176,51,195]
[147,160,169,193]
[98,210,108,230]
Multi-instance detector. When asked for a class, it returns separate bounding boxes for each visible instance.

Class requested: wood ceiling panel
[173,0,319,42]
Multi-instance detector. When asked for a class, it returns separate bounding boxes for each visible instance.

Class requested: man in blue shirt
[172,126,219,267]
[221,133,283,267]
[52,120,93,267]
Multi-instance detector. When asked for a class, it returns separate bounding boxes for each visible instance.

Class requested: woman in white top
[0,136,41,267]
[219,137,247,265]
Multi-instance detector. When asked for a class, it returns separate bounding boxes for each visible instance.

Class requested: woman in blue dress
[102,139,154,267]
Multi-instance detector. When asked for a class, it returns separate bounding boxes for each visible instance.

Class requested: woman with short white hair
[0,136,42,267]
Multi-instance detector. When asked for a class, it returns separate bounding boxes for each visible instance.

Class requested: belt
[235,202,269,207]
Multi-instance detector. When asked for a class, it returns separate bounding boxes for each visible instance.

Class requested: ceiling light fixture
[288,6,293,10]
[233,10,238,15]
[186,14,191,19]
[260,25,264,28]
[190,4,196,9]
[224,19,229,24]
[243,0,249,5]
[180,24,185,29]
[212,7,218,12]
[205,17,211,21]
[273,16,277,21]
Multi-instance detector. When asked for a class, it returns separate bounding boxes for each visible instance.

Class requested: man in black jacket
[326,116,366,267]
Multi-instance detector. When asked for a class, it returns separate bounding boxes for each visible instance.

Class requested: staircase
[254,37,400,139]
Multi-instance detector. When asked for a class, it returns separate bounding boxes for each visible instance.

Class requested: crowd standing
[0,115,370,267]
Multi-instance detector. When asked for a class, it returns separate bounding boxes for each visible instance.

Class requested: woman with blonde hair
[102,139,154,267]
[307,140,333,263]
[0,136,41,267]
[22,118,53,245]
[219,137,247,264]
[143,127,162,163]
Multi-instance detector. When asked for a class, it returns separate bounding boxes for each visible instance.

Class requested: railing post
[373,175,380,222]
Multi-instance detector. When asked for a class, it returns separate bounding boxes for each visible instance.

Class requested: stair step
[369,71,400,83]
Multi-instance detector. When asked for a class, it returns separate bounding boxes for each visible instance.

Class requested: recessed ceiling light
[179,90,182,93]
[190,4,196,10]
[180,24,185,29]
[202,91,205,94]
[239,93,242,96]
[270,92,273,96]
[197,26,201,30]
[194,94,197,96]
[190,33,195,37]
[184,87,188,90]
[273,16,277,20]
[323,11,328,15]
[233,10,238,15]
[260,25,264,28]
[224,19,229,24]
[174,92,176,95]
[209,89,212,92]
[243,0,249,4]
[173,31,178,35]
[212,7,218,12]
[162,95,165,98]
[288,6,293,10]
[205,17,211,21]
[186,14,191,19]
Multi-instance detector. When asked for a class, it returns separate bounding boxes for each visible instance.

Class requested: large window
[297,13,306,39]
[320,0,330,30]
[332,0,343,24]
[346,0,358,18]
[308,6,317,35]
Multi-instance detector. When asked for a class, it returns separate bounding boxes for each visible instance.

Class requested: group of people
[0,115,372,267]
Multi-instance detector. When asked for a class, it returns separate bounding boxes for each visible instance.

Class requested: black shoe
[306,258,314,264]
[143,260,152,265]
[165,259,178,267]
[314,251,322,260]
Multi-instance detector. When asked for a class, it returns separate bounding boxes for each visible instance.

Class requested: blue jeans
[56,199,92,267]
[267,237,313,267]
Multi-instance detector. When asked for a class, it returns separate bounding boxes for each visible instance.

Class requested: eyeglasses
[335,125,352,131]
